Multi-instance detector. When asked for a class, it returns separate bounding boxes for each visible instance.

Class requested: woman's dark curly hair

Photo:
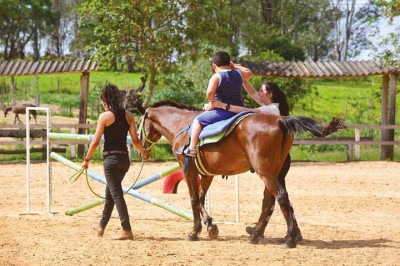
[100,84,125,119]
[264,81,290,116]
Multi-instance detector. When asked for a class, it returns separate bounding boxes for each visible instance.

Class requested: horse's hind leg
[248,186,275,244]
[31,111,37,124]
[276,154,302,243]
[276,182,300,248]
[199,175,218,239]
[246,155,302,241]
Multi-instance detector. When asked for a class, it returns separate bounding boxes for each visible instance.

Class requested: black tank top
[103,110,129,152]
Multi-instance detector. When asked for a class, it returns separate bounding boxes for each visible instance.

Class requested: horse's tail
[279,116,347,138]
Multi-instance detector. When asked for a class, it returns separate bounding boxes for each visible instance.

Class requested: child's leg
[189,118,202,150]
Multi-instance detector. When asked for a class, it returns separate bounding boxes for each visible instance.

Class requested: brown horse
[2,103,38,124]
[138,100,345,247]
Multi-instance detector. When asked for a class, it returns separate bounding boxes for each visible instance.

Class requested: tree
[48,0,82,57]
[330,0,380,61]
[373,0,400,66]
[236,0,333,61]
[0,0,55,60]
[79,0,235,106]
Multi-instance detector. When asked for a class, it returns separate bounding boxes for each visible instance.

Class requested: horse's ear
[136,74,147,93]
[135,99,146,115]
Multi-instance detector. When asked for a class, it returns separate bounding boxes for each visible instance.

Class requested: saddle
[178,111,254,176]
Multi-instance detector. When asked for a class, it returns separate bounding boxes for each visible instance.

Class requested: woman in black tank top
[82,84,148,240]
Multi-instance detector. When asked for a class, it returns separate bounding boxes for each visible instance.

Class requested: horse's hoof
[187,233,199,241]
[285,239,297,248]
[283,230,303,242]
[247,236,260,244]
[245,226,253,235]
[207,224,219,239]
[245,226,265,239]
[296,232,303,242]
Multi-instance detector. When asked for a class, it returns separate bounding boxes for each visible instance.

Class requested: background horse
[2,103,38,124]
[138,100,345,248]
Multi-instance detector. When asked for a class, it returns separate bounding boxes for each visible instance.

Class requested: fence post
[354,128,360,160]
[70,127,76,159]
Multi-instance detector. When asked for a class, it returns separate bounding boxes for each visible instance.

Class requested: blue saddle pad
[197,111,254,146]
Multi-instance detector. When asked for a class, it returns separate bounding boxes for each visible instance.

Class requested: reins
[138,110,158,152]
[66,157,145,199]
[65,111,157,199]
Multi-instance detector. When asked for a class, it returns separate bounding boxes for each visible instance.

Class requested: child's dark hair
[264,82,290,116]
[100,84,125,118]
[212,51,231,67]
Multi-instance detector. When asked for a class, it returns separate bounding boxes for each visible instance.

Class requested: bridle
[137,110,158,152]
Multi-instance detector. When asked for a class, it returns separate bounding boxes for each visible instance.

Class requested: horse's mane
[150,100,201,111]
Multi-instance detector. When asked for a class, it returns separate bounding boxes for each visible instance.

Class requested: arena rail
[1,123,400,161]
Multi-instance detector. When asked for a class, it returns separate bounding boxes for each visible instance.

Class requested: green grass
[0,71,143,118]
[292,76,389,125]
[1,72,399,162]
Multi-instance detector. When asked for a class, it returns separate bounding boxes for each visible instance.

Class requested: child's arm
[205,73,220,101]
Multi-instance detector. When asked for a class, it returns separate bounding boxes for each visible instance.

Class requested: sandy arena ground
[0,159,399,266]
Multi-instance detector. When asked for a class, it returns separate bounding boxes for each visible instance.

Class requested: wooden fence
[0,123,399,161]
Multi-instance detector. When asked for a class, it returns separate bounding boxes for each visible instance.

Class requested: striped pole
[50,152,192,220]
[65,164,181,215]
[48,132,170,144]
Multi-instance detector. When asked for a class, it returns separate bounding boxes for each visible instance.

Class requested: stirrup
[184,147,197,157]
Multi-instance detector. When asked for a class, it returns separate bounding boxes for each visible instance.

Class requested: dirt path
[0,161,399,265]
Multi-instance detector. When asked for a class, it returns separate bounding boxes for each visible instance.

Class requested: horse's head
[137,109,163,153]
[137,100,201,153]
[1,104,8,117]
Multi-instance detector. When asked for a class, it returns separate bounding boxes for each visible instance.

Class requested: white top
[259,103,280,115]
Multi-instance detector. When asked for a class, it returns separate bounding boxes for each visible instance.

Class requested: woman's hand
[140,149,149,160]
[204,102,214,110]
[82,159,89,169]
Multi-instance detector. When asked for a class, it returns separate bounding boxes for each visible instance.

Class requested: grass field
[1,71,399,162]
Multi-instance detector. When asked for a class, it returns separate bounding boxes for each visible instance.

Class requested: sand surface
[0,160,399,265]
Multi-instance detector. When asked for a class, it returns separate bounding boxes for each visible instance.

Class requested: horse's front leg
[184,161,202,241]
[15,114,23,124]
[199,175,218,239]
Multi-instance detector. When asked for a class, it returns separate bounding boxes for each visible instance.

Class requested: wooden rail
[1,123,399,161]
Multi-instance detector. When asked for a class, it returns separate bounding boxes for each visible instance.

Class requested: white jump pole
[25,107,51,214]
[205,174,240,224]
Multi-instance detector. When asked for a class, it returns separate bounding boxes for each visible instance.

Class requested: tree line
[0,0,398,107]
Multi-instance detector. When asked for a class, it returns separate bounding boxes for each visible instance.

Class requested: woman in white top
[205,80,290,116]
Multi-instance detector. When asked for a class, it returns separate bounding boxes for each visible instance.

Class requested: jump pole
[205,174,241,224]
[65,163,181,215]
[50,152,192,221]
[48,132,170,144]
[25,107,51,215]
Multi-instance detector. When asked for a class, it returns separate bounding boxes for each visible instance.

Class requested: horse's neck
[150,108,196,142]
[4,106,12,115]
[155,119,182,141]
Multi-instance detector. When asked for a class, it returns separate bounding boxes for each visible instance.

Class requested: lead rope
[66,158,145,199]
